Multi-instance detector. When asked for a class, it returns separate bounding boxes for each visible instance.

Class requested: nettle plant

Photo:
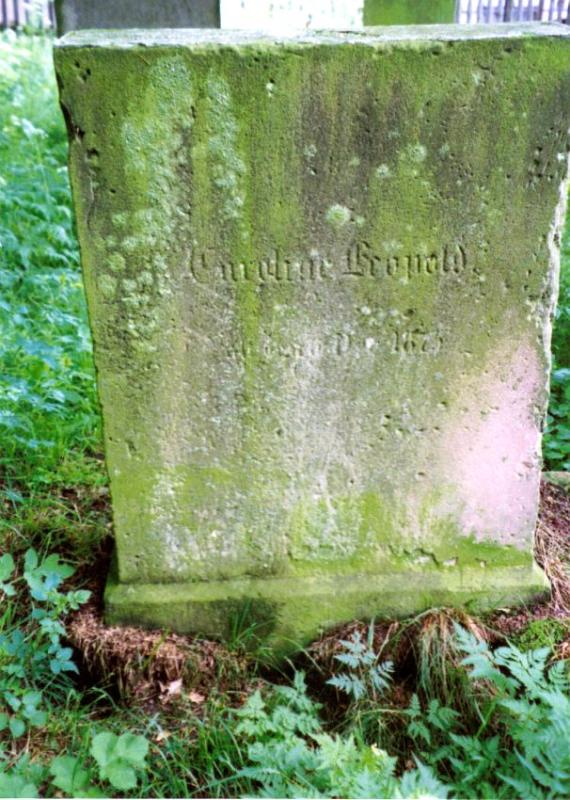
[50,730,150,797]
[0,548,150,798]
[0,729,150,798]
[0,548,90,738]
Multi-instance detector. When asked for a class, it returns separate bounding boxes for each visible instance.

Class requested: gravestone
[363,0,456,25]
[54,0,220,35]
[55,25,570,652]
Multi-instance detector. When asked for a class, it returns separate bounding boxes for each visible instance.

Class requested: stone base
[105,563,549,657]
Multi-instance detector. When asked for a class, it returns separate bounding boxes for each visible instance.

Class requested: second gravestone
[55,25,570,651]
[54,0,220,34]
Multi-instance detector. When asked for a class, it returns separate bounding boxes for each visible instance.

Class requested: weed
[233,671,448,799]
[514,617,569,652]
[0,548,90,738]
[324,621,397,743]
[406,625,570,799]
[545,218,570,470]
[327,623,394,703]
[0,31,100,496]
[401,609,490,712]
[50,730,150,795]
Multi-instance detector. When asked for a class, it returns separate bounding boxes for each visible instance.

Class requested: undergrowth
[545,219,570,470]
[0,31,101,499]
[0,31,105,579]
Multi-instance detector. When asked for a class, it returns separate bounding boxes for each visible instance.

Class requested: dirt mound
[68,603,253,706]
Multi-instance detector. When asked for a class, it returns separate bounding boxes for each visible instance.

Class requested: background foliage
[545,223,570,470]
[0,32,99,496]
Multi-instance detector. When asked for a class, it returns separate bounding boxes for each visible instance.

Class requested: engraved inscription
[190,249,330,284]
[392,329,444,356]
[226,325,446,363]
[188,243,467,285]
[343,242,467,280]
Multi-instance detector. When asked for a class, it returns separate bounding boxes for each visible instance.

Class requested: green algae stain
[205,70,262,400]
[285,481,534,579]
[287,489,402,576]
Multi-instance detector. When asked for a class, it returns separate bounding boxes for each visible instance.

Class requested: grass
[0,29,569,800]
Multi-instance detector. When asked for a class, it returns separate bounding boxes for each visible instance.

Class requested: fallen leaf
[165,678,183,697]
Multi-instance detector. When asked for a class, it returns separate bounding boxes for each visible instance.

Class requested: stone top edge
[55,22,569,49]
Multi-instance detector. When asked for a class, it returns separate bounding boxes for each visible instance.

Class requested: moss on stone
[104,562,549,659]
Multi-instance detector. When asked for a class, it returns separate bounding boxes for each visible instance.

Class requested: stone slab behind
[55,0,455,33]
[54,0,221,34]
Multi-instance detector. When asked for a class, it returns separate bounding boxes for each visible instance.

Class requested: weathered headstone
[54,0,220,35]
[55,25,570,651]
[363,0,456,25]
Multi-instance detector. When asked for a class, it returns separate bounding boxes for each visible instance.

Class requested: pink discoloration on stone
[442,342,542,548]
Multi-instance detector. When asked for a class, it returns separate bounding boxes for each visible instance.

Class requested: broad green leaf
[0,554,14,582]
[105,762,137,791]
[23,549,38,572]
[90,732,117,769]
[115,733,149,767]
[27,709,47,727]
[0,773,38,799]
[40,553,74,579]
[9,717,26,738]
[49,756,90,795]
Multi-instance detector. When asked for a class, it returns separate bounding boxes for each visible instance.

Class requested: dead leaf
[165,678,183,697]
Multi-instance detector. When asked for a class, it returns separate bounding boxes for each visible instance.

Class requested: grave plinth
[55,25,570,652]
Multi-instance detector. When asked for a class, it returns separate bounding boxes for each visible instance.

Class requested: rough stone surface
[54,0,220,35]
[55,25,570,652]
[363,0,456,25]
